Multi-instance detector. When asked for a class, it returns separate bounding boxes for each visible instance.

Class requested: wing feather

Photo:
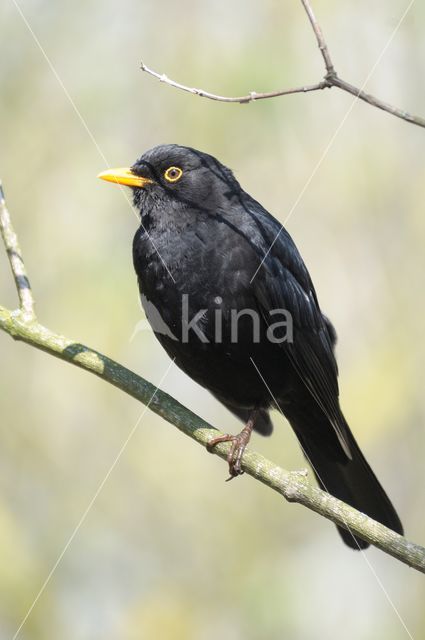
[248,202,352,459]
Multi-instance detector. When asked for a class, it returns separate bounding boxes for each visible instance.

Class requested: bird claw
[206,433,232,453]
[207,432,249,479]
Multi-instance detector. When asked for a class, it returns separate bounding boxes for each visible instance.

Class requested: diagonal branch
[1,185,424,572]
[1,306,425,572]
[140,0,425,129]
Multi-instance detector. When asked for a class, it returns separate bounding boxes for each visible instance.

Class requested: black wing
[247,199,352,459]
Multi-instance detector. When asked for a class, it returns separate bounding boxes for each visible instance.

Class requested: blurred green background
[1,0,424,638]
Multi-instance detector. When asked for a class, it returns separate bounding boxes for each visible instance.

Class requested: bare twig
[0,183,35,320]
[299,0,335,74]
[140,62,331,104]
[0,186,424,571]
[140,0,425,129]
[331,75,425,127]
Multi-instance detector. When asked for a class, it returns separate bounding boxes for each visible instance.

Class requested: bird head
[98,144,241,217]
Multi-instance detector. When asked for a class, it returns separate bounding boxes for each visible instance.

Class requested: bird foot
[207,416,255,480]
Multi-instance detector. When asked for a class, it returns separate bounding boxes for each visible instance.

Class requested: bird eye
[164,166,183,183]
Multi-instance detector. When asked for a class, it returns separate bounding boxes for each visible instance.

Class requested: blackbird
[99,144,403,549]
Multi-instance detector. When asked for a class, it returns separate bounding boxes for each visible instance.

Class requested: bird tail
[286,403,403,549]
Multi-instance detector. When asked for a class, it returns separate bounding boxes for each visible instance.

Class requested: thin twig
[0,186,424,571]
[299,0,335,74]
[140,62,331,104]
[140,0,425,129]
[331,75,425,127]
[0,183,35,320]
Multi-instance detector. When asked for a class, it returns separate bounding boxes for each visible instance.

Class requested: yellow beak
[97,168,153,188]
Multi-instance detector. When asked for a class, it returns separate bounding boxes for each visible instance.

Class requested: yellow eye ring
[164,166,183,183]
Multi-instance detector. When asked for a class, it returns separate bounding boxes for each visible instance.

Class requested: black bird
[99,144,403,548]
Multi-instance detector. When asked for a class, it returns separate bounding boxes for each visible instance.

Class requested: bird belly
[139,277,292,410]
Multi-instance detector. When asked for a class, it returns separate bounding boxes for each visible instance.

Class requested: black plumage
[99,144,403,549]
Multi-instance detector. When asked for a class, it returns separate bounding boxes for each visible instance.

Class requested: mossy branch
[1,184,424,573]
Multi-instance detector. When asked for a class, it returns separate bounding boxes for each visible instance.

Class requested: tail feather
[286,404,403,549]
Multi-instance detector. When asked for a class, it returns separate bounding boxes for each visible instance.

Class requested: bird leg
[207,409,258,480]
